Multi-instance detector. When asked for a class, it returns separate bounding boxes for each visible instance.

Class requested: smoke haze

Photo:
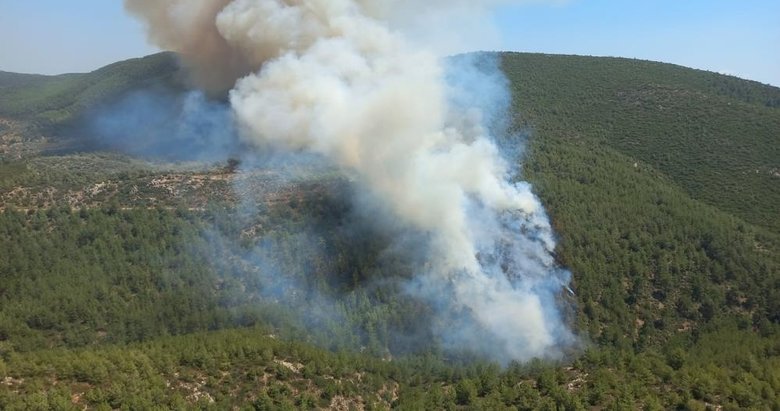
[124,0,575,363]
[89,90,242,161]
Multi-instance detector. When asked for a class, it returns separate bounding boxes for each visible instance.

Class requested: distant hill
[0,52,185,127]
[0,71,52,88]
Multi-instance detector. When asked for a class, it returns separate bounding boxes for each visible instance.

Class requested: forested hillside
[0,53,184,127]
[0,52,778,410]
[503,53,780,233]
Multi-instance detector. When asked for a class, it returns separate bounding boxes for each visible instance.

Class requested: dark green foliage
[502,52,780,233]
[0,52,778,408]
[0,207,230,350]
[501,52,780,349]
[4,325,774,409]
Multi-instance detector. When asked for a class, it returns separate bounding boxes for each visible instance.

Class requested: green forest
[0,52,779,410]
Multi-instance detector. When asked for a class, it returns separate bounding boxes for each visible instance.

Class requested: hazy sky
[1,0,778,86]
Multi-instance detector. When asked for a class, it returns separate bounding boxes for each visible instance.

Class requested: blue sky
[495,0,780,86]
[0,0,156,75]
[1,0,778,86]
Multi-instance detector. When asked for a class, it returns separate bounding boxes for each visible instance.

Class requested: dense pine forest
[1,52,779,410]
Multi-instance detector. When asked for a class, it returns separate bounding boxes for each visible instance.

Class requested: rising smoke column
[125,0,574,363]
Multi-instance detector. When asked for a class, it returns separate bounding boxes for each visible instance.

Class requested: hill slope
[0,53,778,410]
[503,53,780,233]
[0,52,185,127]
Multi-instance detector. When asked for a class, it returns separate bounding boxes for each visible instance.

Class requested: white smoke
[125,0,574,363]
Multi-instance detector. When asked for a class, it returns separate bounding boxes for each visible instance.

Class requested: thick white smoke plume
[125,0,574,363]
